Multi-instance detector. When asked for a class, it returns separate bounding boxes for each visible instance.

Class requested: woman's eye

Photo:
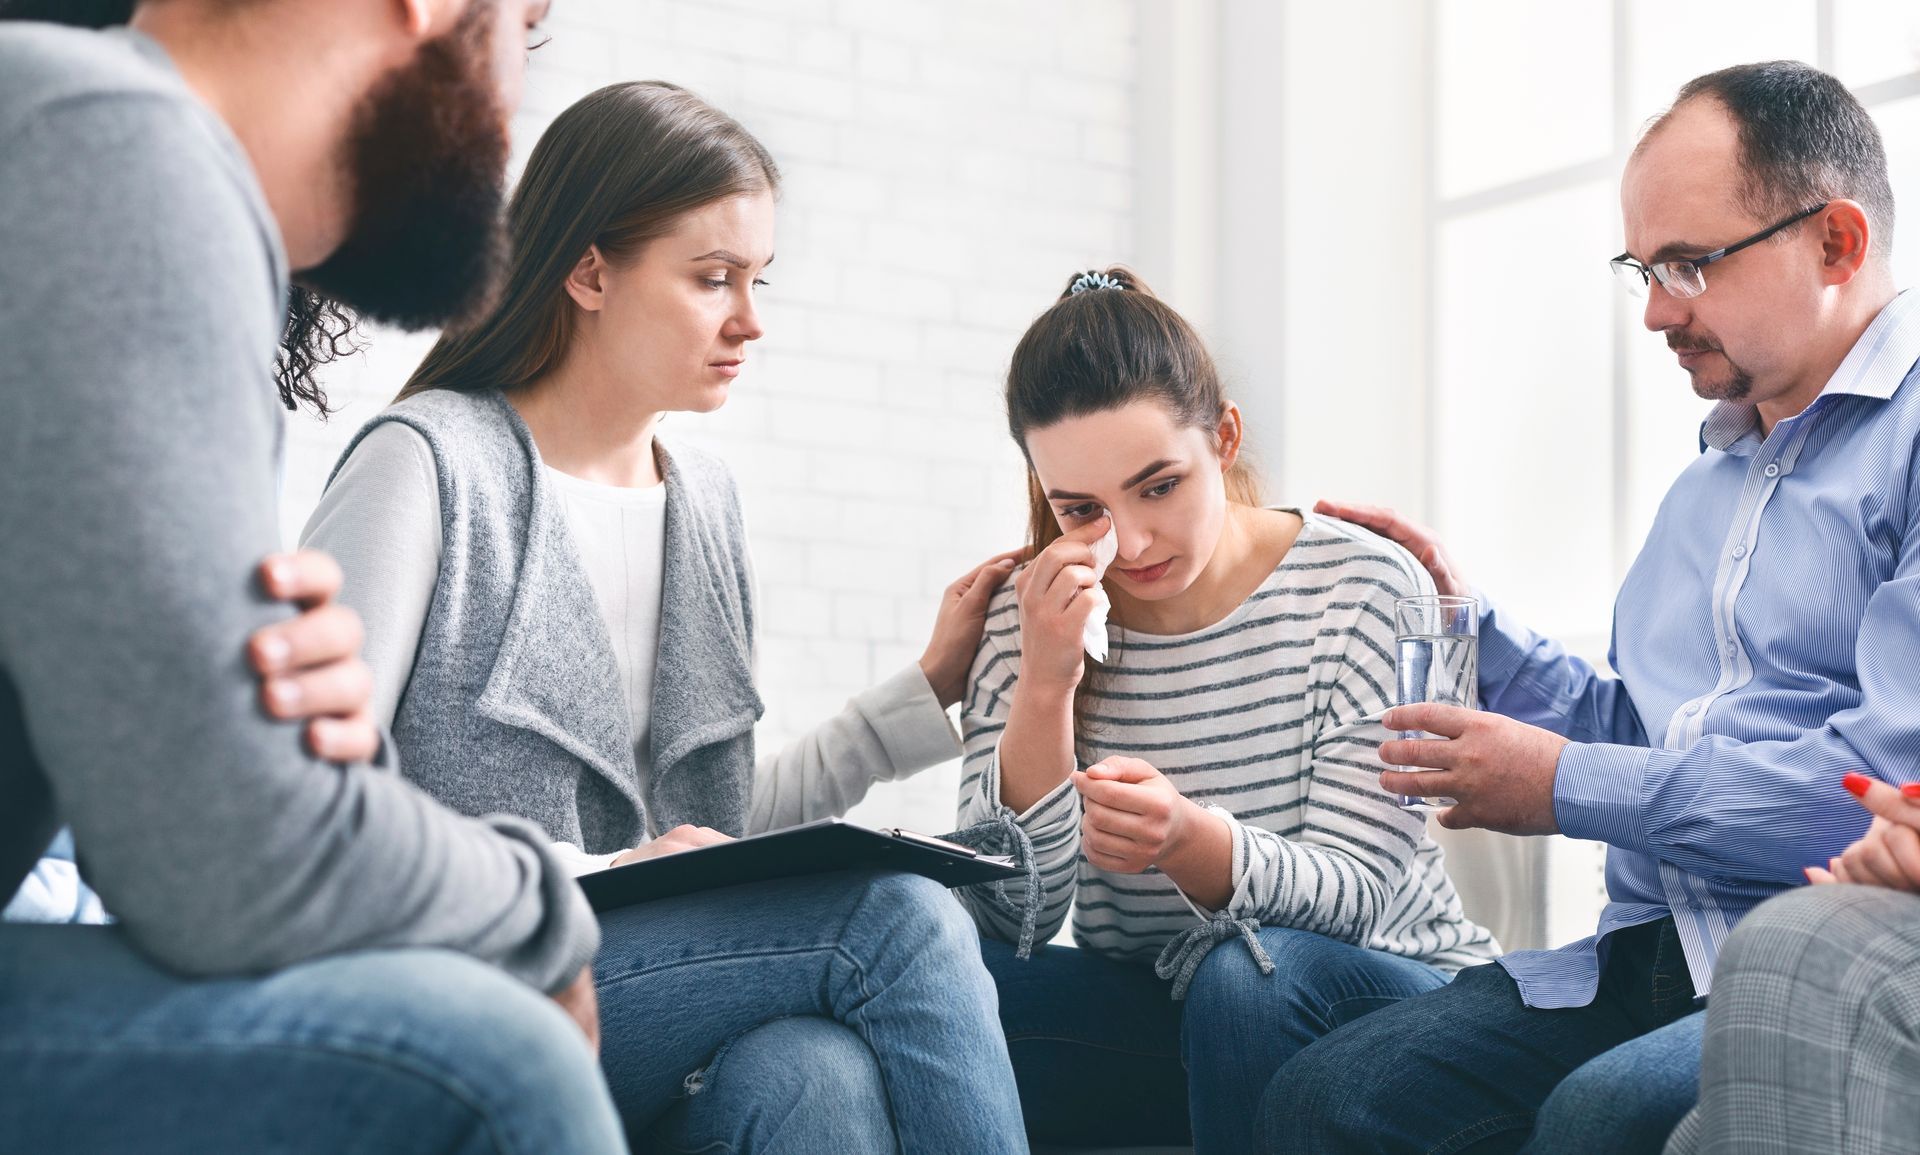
[752,278,770,289]
[1059,504,1099,521]
[701,277,729,290]
[525,29,551,52]
[1144,478,1180,499]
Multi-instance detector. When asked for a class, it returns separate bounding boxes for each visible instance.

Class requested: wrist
[916,654,959,708]
[1159,799,1233,907]
[1012,677,1078,714]
[1159,797,1217,870]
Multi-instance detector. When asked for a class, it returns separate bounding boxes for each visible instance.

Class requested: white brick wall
[280,0,1139,836]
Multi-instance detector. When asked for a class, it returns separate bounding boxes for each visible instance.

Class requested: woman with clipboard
[302,83,1026,1154]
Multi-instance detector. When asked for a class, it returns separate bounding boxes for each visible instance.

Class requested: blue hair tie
[1069,271,1124,295]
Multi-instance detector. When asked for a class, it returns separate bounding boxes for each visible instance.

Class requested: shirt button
[1732,544,1748,560]
[1764,463,1780,478]
[1684,704,1700,716]
[1726,643,1738,658]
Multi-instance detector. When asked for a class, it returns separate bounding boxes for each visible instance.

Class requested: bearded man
[0,3,628,1150]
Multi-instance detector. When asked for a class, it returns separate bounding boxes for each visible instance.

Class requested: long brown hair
[398,81,778,400]
[1005,266,1262,741]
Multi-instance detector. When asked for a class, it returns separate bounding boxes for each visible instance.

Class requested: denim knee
[1525,1017,1702,1155]
[854,871,984,964]
[656,1016,895,1155]
[1255,1029,1375,1152]
[297,949,623,1153]
[1186,927,1325,1009]
[692,1015,889,1119]
[1185,931,1282,1034]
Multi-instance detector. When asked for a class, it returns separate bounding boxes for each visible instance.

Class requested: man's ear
[1216,401,1245,472]
[562,245,609,312]
[1818,199,1873,286]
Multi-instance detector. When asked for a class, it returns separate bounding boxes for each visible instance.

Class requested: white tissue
[1083,522,1119,663]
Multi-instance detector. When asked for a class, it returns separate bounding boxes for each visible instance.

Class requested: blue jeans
[1262,917,1703,1154]
[596,869,1026,1154]
[0,924,625,1153]
[647,1016,895,1155]
[1522,1013,1703,1155]
[982,926,1448,1153]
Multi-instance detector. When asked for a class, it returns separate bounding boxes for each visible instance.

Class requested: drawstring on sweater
[1155,910,1274,1000]
[942,808,1043,958]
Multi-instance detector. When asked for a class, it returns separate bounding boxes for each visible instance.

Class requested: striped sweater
[956,512,1499,976]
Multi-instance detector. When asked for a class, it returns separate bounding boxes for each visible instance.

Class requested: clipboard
[576,818,1022,913]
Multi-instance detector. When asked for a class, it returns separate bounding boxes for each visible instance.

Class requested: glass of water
[1393,595,1478,810]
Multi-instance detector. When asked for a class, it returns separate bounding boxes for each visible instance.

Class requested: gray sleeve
[746,663,962,833]
[300,422,443,730]
[0,94,598,991]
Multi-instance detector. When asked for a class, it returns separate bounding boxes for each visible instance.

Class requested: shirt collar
[1700,289,1920,452]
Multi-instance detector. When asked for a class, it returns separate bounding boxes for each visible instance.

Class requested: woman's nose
[1114,519,1151,562]
[729,291,765,342]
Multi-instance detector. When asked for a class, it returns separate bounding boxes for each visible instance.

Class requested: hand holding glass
[1393,595,1477,810]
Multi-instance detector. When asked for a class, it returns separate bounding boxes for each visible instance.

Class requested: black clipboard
[576,818,1021,913]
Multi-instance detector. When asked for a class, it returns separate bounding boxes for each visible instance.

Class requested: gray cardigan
[334,389,763,849]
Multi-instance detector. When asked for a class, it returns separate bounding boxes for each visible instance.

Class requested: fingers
[1881,823,1920,891]
[1025,541,1098,598]
[1082,806,1162,845]
[1840,819,1905,889]
[260,658,374,721]
[1072,770,1158,816]
[1082,827,1146,873]
[1842,772,1920,827]
[257,549,346,610]
[1045,563,1100,613]
[1379,768,1459,797]
[951,554,1020,606]
[305,713,381,763]
[1379,738,1460,772]
[1804,864,1837,885]
[1382,704,1475,739]
[550,966,601,1055]
[615,826,732,864]
[1060,514,1112,543]
[1313,500,1411,539]
[1086,757,1159,783]
[249,601,365,677]
[660,824,732,849]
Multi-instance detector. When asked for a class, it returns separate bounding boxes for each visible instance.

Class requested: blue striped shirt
[1482,290,1920,1009]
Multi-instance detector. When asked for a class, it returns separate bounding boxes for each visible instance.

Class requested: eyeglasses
[1610,202,1828,299]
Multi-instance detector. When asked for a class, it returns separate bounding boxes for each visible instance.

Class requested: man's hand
[609,824,733,866]
[1379,704,1570,835]
[1806,773,1920,892]
[551,965,601,1055]
[1313,500,1472,598]
[249,550,380,763]
[919,548,1025,708]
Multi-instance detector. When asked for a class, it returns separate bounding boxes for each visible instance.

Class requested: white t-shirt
[302,420,962,875]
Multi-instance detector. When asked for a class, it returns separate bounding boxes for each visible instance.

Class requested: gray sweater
[0,24,598,992]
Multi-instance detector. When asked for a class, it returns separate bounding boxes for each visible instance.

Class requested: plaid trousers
[1666,884,1920,1155]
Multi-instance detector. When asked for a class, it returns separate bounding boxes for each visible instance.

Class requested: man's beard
[1669,331,1754,402]
[298,3,509,331]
